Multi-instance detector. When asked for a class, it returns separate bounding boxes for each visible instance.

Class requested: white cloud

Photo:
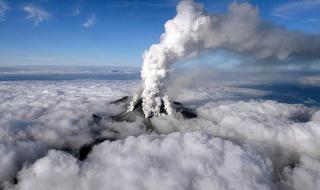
[300,75,320,87]
[15,132,273,190]
[272,0,320,19]
[82,14,96,28]
[0,142,47,188]
[23,5,49,26]
[0,70,320,189]
[0,80,138,147]
[0,0,9,21]
[284,155,320,190]
[0,80,139,188]
[71,8,80,16]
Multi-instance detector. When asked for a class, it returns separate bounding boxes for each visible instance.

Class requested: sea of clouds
[0,69,319,190]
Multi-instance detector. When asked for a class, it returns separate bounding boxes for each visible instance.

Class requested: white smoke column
[140,0,320,117]
[141,0,206,117]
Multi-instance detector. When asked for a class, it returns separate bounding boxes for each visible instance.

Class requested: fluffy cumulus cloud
[23,5,49,26]
[152,100,319,159]
[0,80,139,188]
[13,132,273,190]
[284,155,320,190]
[0,73,319,190]
[0,142,47,188]
[0,81,137,147]
[149,102,320,190]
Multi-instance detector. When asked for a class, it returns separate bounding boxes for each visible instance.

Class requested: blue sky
[0,0,320,66]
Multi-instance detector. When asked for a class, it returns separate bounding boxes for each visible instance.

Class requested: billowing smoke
[140,0,320,117]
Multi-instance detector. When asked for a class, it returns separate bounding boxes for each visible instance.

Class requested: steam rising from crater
[140,0,320,117]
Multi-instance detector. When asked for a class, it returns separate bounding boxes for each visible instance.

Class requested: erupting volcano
[101,0,320,121]
[2,0,320,189]
[93,95,197,133]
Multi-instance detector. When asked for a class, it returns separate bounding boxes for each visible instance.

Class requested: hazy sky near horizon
[0,0,320,66]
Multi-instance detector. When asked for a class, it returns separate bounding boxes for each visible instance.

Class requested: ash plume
[140,0,320,118]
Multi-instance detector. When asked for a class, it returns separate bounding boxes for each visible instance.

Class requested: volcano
[71,96,197,161]
[92,96,197,131]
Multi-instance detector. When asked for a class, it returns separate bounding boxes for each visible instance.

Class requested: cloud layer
[0,80,139,188]
[0,71,319,190]
[14,132,273,190]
